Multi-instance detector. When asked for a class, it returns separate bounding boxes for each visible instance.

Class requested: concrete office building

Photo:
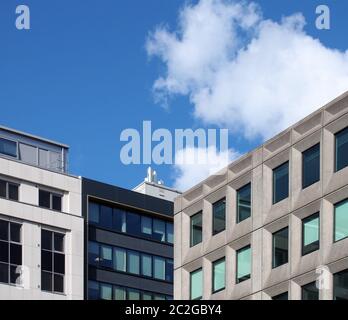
[83,177,174,300]
[0,126,84,300]
[174,92,348,300]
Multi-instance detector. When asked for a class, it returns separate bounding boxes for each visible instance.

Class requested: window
[190,268,203,300]
[141,254,152,277]
[127,288,140,300]
[212,258,225,293]
[302,282,319,300]
[333,269,348,300]
[302,213,320,255]
[153,219,166,242]
[165,259,173,282]
[0,179,19,201]
[334,199,348,242]
[127,251,140,275]
[190,212,202,247]
[114,286,126,300]
[39,190,62,211]
[0,220,22,285]
[273,162,289,204]
[335,127,348,172]
[141,216,152,236]
[19,143,37,165]
[100,205,112,229]
[114,247,126,272]
[0,137,17,158]
[302,144,320,189]
[272,292,288,300]
[213,198,226,235]
[88,241,99,266]
[237,183,251,223]
[89,202,100,224]
[41,229,65,293]
[272,227,288,268]
[166,222,173,244]
[100,245,113,269]
[88,281,99,300]
[113,208,126,232]
[127,212,141,235]
[236,245,251,283]
[154,256,166,280]
[100,283,112,300]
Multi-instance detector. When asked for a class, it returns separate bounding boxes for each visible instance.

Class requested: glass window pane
[10,223,21,243]
[41,250,52,271]
[237,245,251,283]
[334,269,348,300]
[8,184,18,201]
[127,251,140,275]
[41,271,52,292]
[54,253,65,274]
[142,293,152,300]
[0,263,9,284]
[113,208,126,232]
[335,199,348,242]
[273,162,289,204]
[39,149,49,168]
[0,180,6,198]
[302,282,319,300]
[10,243,22,265]
[39,190,51,209]
[128,288,140,300]
[272,227,288,268]
[54,274,64,293]
[0,242,9,262]
[49,152,62,171]
[153,294,165,300]
[100,284,112,300]
[88,241,99,266]
[0,137,17,157]
[213,258,225,292]
[127,212,141,235]
[141,254,152,277]
[88,202,100,224]
[166,259,173,282]
[100,245,113,269]
[191,212,202,247]
[19,143,37,165]
[302,144,320,188]
[52,194,62,211]
[54,233,64,252]
[100,205,113,229]
[166,222,173,244]
[41,230,52,250]
[190,268,202,300]
[153,219,166,242]
[213,198,226,235]
[88,281,99,300]
[114,248,126,272]
[154,256,165,280]
[273,292,288,300]
[237,183,251,223]
[114,286,126,300]
[0,220,9,241]
[141,216,152,236]
[336,127,348,172]
[302,213,320,255]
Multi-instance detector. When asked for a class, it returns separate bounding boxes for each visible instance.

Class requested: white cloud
[172,146,239,191]
[147,0,348,140]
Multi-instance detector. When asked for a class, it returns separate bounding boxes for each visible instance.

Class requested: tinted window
[236,245,251,283]
[273,162,289,204]
[8,184,18,201]
[114,247,126,272]
[113,208,126,232]
[272,227,288,268]
[100,205,112,229]
[127,212,141,235]
[213,198,226,235]
[127,251,140,275]
[302,144,320,188]
[141,254,152,277]
[0,138,17,157]
[154,256,165,280]
[334,269,348,300]
[334,199,348,242]
[213,258,225,293]
[302,282,319,300]
[141,216,152,236]
[302,213,320,255]
[335,127,348,172]
[88,242,99,266]
[237,183,251,223]
[153,219,165,242]
[273,292,288,300]
[166,222,173,244]
[100,245,113,269]
[191,212,202,247]
[0,180,6,198]
[41,230,52,250]
[39,190,51,209]
[52,194,62,211]
[190,268,202,300]
[89,202,99,224]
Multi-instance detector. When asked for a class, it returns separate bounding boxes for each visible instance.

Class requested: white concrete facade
[0,144,83,299]
[174,91,348,300]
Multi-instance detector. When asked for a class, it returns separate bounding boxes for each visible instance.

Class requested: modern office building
[174,91,348,300]
[82,177,174,300]
[0,126,84,300]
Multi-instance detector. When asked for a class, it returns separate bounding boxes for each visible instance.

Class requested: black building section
[82,178,174,300]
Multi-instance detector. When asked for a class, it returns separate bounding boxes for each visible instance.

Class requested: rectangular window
[0,137,17,158]
[127,288,140,300]
[114,286,126,300]
[100,205,112,229]
[302,282,319,300]
[114,247,126,272]
[154,256,166,280]
[190,268,203,300]
[334,199,348,242]
[88,241,99,266]
[100,283,112,300]
[88,202,100,224]
[273,162,289,204]
[88,281,99,300]
[39,190,62,211]
[141,254,152,277]
[0,179,19,201]
[166,222,173,244]
[190,212,202,247]
[127,251,140,275]
[19,143,37,165]
[272,292,288,300]
[113,208,126,232]
[127,212,141,235]
[0,220,22,286]
[213,198,226,235]
[237,183,251,223]
[100,245,113,269]
[335,127,348,172]
[41,229,65,293]
[272,227,288,268]
[236,245,251,283]
[333,269,348,300]
[141,216,152,236]
[302,213,320,255]
[212,258,225,293]
[302,144,320,189]
[165,259,173,282]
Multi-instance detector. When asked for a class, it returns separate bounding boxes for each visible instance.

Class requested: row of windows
[0,178,63,212]
[190,127,348,246]
[0,219,66,294]
[88,241,173,282]
[89,201,173,244]
[88,280,173,300]
[190,199,348,299]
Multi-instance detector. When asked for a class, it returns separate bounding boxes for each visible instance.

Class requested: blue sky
[1,0,348,191]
